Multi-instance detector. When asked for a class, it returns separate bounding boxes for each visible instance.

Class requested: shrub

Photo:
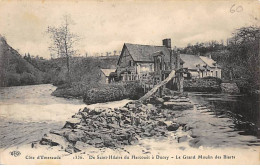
[20,72,36,85]
[124,81,144,99]
[83,84,125,104]
[83,81,144,104]
[184,77,222,92]
[6,73,21,86]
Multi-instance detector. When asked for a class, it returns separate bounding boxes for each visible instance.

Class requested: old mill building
[108,38,221,82]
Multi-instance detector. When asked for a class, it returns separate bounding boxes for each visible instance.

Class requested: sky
[0,0,259,59]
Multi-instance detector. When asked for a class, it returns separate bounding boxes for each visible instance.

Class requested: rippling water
[0,84,131,149]
[0,84,259,150]
[187,92,260,147]
[0,84,86,149]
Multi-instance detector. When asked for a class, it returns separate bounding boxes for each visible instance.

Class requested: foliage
[6,73,21,86]
[20,72,36,85]
[0,35,44,87]
[83,81,144,104]
[180,26,260,93]
[180,41,225,56]
[46,15,79,84]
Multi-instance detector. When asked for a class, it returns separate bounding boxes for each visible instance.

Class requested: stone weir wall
[39,92,194,154]
[184,77,222,92]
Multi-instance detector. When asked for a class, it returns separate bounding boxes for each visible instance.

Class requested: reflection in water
[0,84,259,149]
[189,92,260,139]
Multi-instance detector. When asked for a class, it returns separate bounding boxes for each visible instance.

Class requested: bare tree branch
[46,14,80,84]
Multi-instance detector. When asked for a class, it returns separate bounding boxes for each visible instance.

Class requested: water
[0,84,86,149]
[0,84,131,149]
[0,84,259,150]
[187,92,260,147]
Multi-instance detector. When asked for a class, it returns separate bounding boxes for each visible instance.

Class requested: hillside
[0,34,119,87]
[50,56,119,85]
[0,35,44,87]
[23,54,119,86]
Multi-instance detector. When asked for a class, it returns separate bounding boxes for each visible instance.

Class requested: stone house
[100,68,116,83]
[116,38,221,81]
[116,39,184,81]
[180,54,221,79]
[199,55,221,78]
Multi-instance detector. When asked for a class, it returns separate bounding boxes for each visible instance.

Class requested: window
[129,60,132,66]
[216,71,218,77]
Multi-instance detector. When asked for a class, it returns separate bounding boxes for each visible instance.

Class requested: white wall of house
[192,68,221,79]
[209,68,221,78]
[136,63,154,74]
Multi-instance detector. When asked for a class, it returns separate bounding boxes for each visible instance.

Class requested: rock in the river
[40,134,68,148]
[162,96,172,101]
[74,141,89,151]
[178,135,188,143]
[172,96,179,99]
[169,98,190,102]
[64,130,85,143]
[65,144,80,154]
[167,123,180,131]
[40,91,195,153]
[49,129,67,136]
[157,120,167,127]
[163,102,193,110]
[63,118,81,129]
[119,107,129,113]
[148,97,164,104]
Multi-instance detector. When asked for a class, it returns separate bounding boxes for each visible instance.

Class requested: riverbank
[38,91,193,152]
[51,81,144,104]
[1,84,259,164]
[37,90,259,154]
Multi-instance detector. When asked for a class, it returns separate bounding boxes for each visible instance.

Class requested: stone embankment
[184,77,222,92]
[39,92,193,154]
[220,83,240,94]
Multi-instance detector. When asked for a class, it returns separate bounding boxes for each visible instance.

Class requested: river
[0,84,130,150]
[0,84,259,150]
[189,92,260,139]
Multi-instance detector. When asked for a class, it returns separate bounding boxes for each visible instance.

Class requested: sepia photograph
[0,0,259,165]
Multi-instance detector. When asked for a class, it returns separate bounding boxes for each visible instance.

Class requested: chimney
[162,38,171,50]
[208,54,212,59]
[176,51,180,70]
[170,49,175,70]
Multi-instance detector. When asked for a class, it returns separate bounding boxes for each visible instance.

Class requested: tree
[47,15,79,84]
[228,26,260,90]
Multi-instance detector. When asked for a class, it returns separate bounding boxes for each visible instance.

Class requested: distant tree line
[179,26,260,93]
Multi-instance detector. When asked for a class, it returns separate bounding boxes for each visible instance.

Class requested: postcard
[0,0,259,165]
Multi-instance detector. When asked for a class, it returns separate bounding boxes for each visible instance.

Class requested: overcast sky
[0,0,259,58]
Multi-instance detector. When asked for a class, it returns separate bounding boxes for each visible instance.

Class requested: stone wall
[39,92,194,153]
[184,77,222,92]
[220,83,240,94]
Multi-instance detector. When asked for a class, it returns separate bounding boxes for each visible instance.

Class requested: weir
[138,70,177,102]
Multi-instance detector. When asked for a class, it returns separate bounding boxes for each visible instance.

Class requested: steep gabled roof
[180,54,207,70]
[124,43,171,62]
[100,69,116,77]
[199,56,217,68]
